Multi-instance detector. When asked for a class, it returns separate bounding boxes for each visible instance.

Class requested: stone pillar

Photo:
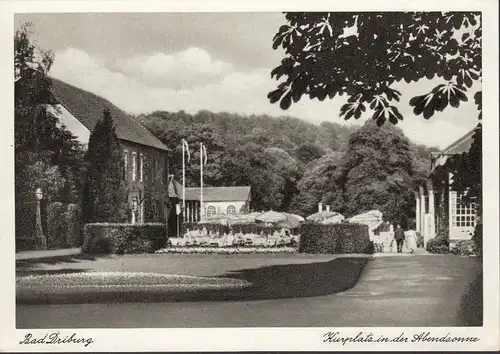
[415,191,421,232]
[326,205,331,212]
[318,203,323,213]
[427,180,436,238]
[419,186,426,237]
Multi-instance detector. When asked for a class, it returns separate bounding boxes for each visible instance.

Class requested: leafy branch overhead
[268,12,482,125]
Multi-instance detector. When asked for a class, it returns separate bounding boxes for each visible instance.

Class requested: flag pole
[200,142,203,223]
[182,139,186,223]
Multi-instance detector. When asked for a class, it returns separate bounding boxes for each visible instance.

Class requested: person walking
[394,224,405,253]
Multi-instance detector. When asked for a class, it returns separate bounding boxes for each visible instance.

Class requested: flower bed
[156,246,298,254]
[17,272,251,293]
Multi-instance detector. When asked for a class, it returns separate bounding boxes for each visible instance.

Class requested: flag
[182,139,190,162]
[201,143,208,165]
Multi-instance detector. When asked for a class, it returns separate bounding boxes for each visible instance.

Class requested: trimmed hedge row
[299,222,371,254]
[82,223,166,254]
[181,222,300,236]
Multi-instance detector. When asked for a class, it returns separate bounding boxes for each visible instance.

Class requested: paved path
[16,248,81,261]
[16,254,481,328]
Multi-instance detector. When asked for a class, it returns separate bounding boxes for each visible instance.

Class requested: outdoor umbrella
[320,213,345,224]
[348,210,383,228]
[306,211,341,222]
[281,212,305,222]
[255,210,287,224]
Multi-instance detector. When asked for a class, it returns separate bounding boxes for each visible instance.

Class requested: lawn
[16,253,370,305]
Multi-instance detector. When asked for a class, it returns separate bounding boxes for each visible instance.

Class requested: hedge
[450,240,476,256]
[65,204,83,246]
[82,223,166,254]
[47,202,67,249]
[181,222,300,237]
[426,237,450,254]
[299,222,371,254]
[472,222,482,256]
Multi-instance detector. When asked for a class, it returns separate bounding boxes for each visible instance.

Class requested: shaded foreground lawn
[16,254,369,305]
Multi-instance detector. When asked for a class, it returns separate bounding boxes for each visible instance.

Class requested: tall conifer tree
[83,108,129,222]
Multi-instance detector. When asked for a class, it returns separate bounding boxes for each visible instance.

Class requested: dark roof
[167,177,251,201]
[185,186,251,202]
[441,129,475,155]
[430,127,477,174]
[50,78,169,151]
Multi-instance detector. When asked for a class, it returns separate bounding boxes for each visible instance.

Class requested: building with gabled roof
[168,176,251,224]
[416,127,479,249]
[49,78,170,225]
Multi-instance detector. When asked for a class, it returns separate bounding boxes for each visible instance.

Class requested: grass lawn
[16,253,370,305]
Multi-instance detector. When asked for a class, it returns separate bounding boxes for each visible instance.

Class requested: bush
[64,204,83,247]
[47,202,67,249]
[426,237,450,254]
[472,222,482,256]
[450,240,476,256]
[363,241,375,254]
[82,223,166,254]
[299,222,370,254]
[458,270,483,326]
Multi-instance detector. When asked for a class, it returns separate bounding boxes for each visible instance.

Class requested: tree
[269,12,481,126]
[295,143,325,164]
[83,108,128,223]
[342,121,416,227]
[15,23,85,205]
[290,152,344,216]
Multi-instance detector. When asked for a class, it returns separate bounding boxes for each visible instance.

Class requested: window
[206,206,216,218]
[227,205,236,214]
[451,192,476,228]
[123,150,129,181]
[152,158,158,181]
[140,153,144,182]
[131,198,138,224]
[132,152,137,181]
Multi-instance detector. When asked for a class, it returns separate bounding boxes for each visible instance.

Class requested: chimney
[318,203,323,213]
[326,205,331,212]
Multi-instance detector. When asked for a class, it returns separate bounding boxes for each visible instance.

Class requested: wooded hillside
[137,110,438,226]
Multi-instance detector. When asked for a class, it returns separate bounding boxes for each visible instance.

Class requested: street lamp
[35,188,47,250]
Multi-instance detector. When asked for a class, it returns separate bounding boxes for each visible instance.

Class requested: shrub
[47,202,67,249]
[363,241,375,254]
[82,223,166,254]
[299,222,370,254]
[426,237,450,254]
[472,222,482,256]
[64,204,83,247]
[458,270,483,326]
[450,240,476,256]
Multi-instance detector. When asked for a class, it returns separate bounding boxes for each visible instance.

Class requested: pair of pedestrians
[393,224,417,253]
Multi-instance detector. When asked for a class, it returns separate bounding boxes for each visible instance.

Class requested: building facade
[50,78,170,224]
[417,128,477,248]
[167,178,251,223]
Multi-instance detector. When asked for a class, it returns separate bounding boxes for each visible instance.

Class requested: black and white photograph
[1,0,499,352]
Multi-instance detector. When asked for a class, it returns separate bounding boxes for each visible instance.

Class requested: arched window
[227,205,236,214]
[206,206,216,218]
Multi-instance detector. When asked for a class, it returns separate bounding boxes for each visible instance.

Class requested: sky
[15,12,481,149]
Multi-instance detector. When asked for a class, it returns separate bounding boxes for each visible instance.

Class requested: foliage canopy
[269,12,482,126]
